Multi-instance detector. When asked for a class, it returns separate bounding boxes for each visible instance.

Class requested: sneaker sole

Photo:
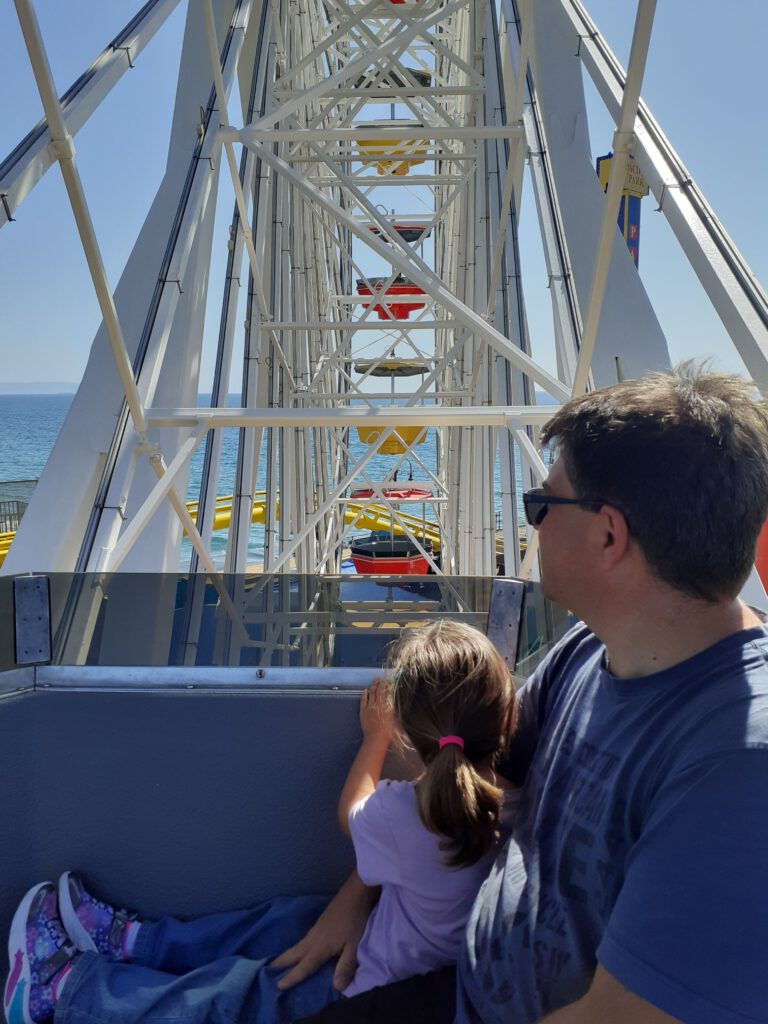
[4,881,51,1024]
[57,873,98,955]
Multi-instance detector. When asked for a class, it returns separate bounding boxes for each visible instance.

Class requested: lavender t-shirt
[344,779,498,998]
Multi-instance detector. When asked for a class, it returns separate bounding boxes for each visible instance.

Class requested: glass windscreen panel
[0,574,575,674]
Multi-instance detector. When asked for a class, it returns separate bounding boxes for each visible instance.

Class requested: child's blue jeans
[54,895,341,1024]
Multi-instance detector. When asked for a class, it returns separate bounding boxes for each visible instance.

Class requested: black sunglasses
[522,487,610,528]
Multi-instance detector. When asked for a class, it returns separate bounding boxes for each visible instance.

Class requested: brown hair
[541,363,768,602]
[388,620,515,868]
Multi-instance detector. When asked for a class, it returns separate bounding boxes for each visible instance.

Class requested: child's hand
[360,679,395,744]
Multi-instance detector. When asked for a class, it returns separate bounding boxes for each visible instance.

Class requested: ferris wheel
[3,0,767,594]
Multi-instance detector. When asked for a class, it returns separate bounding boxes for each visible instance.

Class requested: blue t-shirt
[457,622,768,1024]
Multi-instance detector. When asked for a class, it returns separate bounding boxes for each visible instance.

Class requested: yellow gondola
[355,120,429,176]
[355,425,428,454]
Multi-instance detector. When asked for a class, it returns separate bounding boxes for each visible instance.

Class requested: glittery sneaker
[4,881,77,1024]
[57,872,139,962]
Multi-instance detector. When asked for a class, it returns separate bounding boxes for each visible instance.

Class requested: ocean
[0,391,558,568]
[0,393,466,568]
[0,394,73,484]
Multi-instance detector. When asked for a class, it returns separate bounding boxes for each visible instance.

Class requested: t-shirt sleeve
[499,622,586,784]
[347,782,402,887]
[497,670,548,785]
[598,750,768,1024]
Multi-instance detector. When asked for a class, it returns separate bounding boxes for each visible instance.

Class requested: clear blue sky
[1,1,766,389]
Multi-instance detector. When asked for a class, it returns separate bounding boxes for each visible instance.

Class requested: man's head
[540,364,768,603]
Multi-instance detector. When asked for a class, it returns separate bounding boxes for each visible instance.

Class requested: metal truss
[4,0,768,662]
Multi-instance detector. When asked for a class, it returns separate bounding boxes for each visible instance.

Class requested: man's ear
[597,504,631,564]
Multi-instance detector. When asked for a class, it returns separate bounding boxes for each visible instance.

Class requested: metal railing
[0,500,27,534]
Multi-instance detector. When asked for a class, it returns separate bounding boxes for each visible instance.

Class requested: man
[279,366,768,1023]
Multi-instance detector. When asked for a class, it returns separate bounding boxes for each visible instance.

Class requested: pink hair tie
[438,735,464,750]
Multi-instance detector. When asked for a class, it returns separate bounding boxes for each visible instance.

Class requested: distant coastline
[0,382,77,395]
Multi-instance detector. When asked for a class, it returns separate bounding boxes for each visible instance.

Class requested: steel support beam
[560,0,768,395]
[0,0,182,228]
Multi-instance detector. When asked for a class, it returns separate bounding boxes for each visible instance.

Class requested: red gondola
[350,535,432,575]
[356,275,427,320]
[349,487,432,501]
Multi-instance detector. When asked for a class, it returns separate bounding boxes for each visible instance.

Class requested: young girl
[5,620,517,1024]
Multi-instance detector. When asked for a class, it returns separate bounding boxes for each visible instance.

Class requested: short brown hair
[388,620,515,867]
[541,364,768,601]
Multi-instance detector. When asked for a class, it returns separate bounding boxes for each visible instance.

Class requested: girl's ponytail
[389,620,516,868]
[416,745,502,867]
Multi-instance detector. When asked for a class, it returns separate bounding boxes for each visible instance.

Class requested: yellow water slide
[0,493,445,569]
[195,493,443,548]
